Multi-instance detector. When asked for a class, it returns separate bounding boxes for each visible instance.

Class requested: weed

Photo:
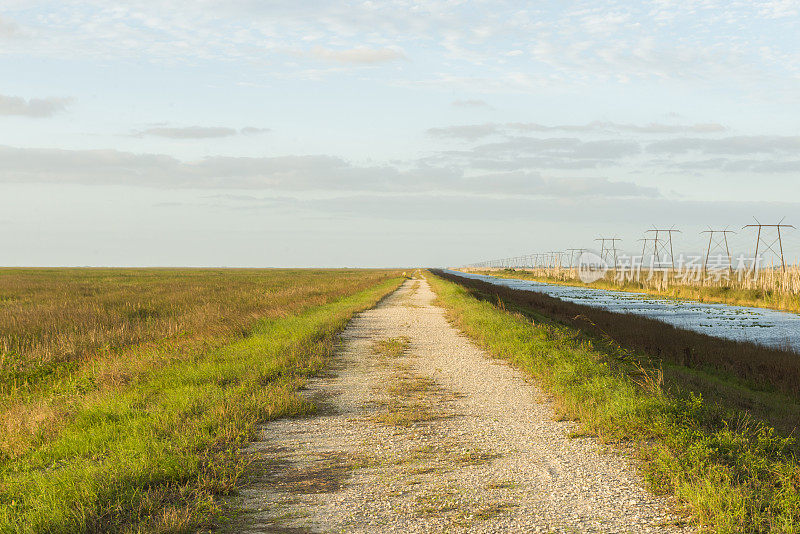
[372,403,440,427]
[370,337,410,358]
[455,449,502,465]
[0,269,403,533]
[472,502,516,520]
[414,487,461,516]
[370,364,455,428]
[429,271,800,533]
[435,270,800,419]
[486,480,517,489]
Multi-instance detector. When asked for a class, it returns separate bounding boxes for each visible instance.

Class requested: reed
[464,265,800,314]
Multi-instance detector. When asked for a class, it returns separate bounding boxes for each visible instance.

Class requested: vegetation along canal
[446,270,800,354]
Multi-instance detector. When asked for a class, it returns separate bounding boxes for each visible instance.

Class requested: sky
[1,0,799,267]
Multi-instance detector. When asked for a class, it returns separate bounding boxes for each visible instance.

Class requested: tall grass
[0,268,393,382]
[429,271,800,533]
[465,266,800,314]
[437,270,800,433]
[0,269,403,532]
[0,269,394,458]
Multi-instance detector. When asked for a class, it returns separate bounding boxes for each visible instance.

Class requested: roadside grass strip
[429,272,800,533]
[0,277,402,533]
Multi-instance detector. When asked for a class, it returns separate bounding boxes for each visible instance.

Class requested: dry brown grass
[0,268,390,381]
[0,268,398,460]
[1,400,59,457]
[370,337,410,358]
[456,448,502,465]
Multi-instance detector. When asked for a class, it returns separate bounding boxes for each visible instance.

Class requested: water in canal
[445,270,800,354]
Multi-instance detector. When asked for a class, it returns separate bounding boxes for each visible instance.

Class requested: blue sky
[1,0,799,266]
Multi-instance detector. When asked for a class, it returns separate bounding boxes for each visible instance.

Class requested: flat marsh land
[432,270,800,533]
[0,268,403,533]
[466,268,800,315]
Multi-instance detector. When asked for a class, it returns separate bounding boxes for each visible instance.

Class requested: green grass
[441,271,800,421]
[429,272,800,533]
[0,268,396,458]
[0,270,403,533]
[370,337,410,358]
[0,268,397,389]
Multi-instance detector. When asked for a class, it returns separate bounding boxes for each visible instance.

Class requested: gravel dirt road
[233,275,692,533]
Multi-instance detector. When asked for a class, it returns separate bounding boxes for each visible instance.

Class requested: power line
[545,251,564,269]
[644,227,681,270]
[743,217,796,272]
[594,237,621,269]
[700,228,735,274]
[565,248,588,269]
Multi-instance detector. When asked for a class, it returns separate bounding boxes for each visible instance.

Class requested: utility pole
[644,227,681,270]
[700,228,735,274]
[743,218,795,273]
[595,237,621,269]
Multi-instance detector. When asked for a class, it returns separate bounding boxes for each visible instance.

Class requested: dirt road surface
[233,276,691,533]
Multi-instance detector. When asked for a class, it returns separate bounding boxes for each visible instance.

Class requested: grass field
[430,270,800,533]
[465,267,800,315]
[0,268,403,533]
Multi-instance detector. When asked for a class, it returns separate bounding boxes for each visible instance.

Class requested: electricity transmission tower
[644,228,681,269]
[700,229,735,274]
[544,251,563,269]
[639,237,656,259]
[743,218,795,272]
[595,237,621,269]
[566,248,588,269]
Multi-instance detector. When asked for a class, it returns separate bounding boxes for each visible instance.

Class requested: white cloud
[134,126,270,138]
[0,95,71,117]
[451,99,492,109]
[669,158,800,173]
[425,122,800,176]
[442,137,643,172]
[429,121,727,140]
[647,136,800,154]
[305,46,406,64]
[240,126,270,135]
[0,16,21,38]
[138,126,238,139]
[758,0,799,18]
[3,1,797,92]
[470,137,641,160]
[428,123,499,140]
[0,144,655,198]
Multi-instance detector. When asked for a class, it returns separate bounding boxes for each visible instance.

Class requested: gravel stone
[233,276,693,533]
